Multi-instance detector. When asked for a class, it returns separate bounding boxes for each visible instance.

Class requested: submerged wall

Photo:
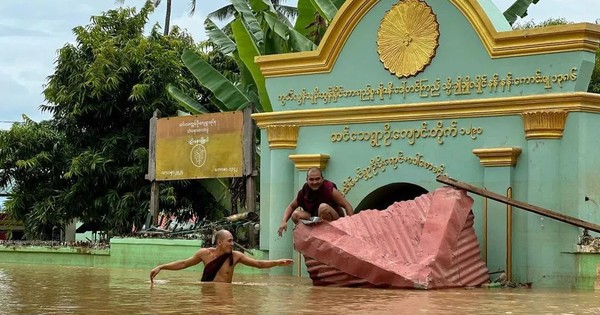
[0,238,269,276]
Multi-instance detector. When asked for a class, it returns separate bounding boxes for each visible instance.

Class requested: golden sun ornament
[377,0,440,78]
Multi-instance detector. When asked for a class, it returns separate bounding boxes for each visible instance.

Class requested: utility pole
[146,110,161,226]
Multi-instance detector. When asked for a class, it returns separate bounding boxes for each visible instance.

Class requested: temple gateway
[252,0,600,288]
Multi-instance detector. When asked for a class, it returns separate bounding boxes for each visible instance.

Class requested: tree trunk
[164,0,172,35]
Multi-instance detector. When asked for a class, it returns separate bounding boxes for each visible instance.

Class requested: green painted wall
[0,238,270,276]
[0,246,110,268]
[576,253,600,290]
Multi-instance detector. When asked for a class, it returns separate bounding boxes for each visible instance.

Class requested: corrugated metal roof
[294,187,490,289]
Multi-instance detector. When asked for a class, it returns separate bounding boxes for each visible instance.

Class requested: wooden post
[243,105,257,247]
[146,110,161,226]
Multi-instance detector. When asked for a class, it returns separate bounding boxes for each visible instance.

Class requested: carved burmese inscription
[341,152,445,195]
[277,68,578,106]
[332,120,482,194]
[330,121,483,147]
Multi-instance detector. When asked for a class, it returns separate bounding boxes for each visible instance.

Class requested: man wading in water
[150,229,293,283]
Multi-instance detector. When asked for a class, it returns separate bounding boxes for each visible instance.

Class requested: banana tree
[295,0,345,43]
[166,0,321,215]
[168,0,317,114]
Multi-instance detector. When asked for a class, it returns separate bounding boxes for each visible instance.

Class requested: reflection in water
[0,263,599,314]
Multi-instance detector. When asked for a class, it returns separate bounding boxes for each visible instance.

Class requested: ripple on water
[1,264,599,314]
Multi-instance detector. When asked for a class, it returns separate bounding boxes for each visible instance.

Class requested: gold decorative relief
[472,148,522,167]
[521,110,568,139]
[377,0,439,78]
[288,154,330,171]
[266,125,299,149]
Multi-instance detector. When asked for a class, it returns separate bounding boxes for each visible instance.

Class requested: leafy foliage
[590,48,600,94]
[512,17,572,29]
[0,117,72,239]
[167,0,323,214]
[0,2,226,238]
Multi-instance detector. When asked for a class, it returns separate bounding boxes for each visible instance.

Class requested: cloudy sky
[0,0,598,129]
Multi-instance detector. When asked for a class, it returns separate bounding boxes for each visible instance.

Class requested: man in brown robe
[278,167,354,237]
[150,230,293,283]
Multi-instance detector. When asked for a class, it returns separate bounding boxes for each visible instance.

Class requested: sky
[0,0,598,129]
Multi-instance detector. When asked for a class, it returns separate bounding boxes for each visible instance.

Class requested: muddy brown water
[1,263,599,314]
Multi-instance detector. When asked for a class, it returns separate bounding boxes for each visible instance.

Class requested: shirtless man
[277,167,353,237]
[149,229,293,283]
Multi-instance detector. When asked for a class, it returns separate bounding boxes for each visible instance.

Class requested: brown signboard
[155,112,243,180]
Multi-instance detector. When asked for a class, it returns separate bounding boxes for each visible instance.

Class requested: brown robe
[201,252,233,282]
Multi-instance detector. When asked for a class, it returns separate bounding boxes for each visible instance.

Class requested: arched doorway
[355,183,428,213]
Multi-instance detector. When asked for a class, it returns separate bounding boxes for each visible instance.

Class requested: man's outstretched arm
[235,251,293,269]
[150,249,204,282]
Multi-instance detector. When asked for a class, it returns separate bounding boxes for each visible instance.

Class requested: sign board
[155,112,243,180]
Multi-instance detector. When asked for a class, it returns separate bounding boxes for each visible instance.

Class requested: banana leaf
[181,49,250,111]
[200,178,232,210]
[231,18,272,112]
[232,0,264,48]
[309,0,338,23]
[166,84,210,114]
[204,18,236,56]
[294,0,317,36]
[503,0,541,25]
[249,0,275,13]
[332,0,345,9]
[263,13,316,52]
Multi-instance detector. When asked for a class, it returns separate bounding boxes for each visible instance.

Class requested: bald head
[306,168,324,190]
[214,229,234,253]
[306,167,323,178]
[214,229,232,243]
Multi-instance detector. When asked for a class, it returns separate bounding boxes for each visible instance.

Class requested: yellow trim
[289,154,331,171]
[521,110,568,139]
[252,92,600,128]
[472,148,522,167]
[265,125,299,149]
[255,0,600,78]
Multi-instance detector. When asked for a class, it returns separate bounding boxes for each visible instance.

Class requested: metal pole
[437,175,600,233]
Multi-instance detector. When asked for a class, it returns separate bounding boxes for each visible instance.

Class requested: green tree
[36,2,223,236]
[0,117,72,239]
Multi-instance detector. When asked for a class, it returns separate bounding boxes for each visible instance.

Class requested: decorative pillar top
[266,125,299,149]
[472,147,522,167]
[521,110,568,140]
[288,154,330,171]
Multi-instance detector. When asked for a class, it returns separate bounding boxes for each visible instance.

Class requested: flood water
[1,263,599,315]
